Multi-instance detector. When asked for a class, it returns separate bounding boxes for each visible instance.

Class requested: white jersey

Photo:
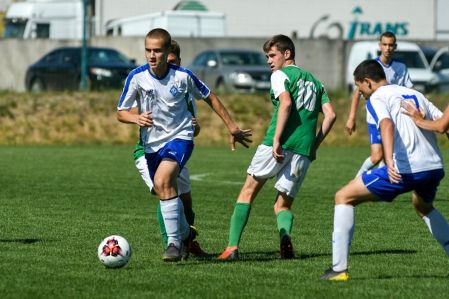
[367,57,414,125]
[367,85,443,173]
[117,63,210,153]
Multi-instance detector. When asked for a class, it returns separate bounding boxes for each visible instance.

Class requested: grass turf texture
[1,145,449,298]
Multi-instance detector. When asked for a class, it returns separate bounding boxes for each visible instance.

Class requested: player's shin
[160,197,184,248]
[228,203,251,247]
[423,209,449,256]
[156,203,168,248]
[332,204,355,271]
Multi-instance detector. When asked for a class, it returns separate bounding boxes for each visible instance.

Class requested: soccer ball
[97,235,132,268]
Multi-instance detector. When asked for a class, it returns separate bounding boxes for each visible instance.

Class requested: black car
[25,46,137,91]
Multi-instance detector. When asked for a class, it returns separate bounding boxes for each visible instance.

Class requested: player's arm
[203,92,252,149]
[402,102,449,134]
[345,87,361,135]
[117,109,153,127]
[192,117,201,137]
[379,118,401,184]
[272,91,292,162]
[314,102,336,154]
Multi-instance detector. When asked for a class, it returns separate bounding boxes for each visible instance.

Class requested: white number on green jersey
[295,79,317,112]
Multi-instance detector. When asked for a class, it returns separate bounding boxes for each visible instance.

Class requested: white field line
[190,173,242,185]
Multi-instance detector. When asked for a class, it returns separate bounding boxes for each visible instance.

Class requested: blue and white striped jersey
[367,84,443,173]
[117,63,210,153]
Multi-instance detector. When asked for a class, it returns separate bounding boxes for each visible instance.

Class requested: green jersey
[262,65,330,158]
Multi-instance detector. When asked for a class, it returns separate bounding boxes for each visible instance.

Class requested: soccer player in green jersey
[218,34,336,260]
[129,40,207,257]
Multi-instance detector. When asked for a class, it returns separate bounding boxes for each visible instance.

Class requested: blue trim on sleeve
[401,94,420,111]
[170,64,210,97]
[366,99,380,125]
[118,64,148,108]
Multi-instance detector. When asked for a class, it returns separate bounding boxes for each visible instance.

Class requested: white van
[3,0,83,39]
[346,41,439,93]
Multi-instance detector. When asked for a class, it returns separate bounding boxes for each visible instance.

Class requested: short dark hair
[353,59,386,82]
[379,31,397,44]
[145,28,171,50]
[169,39,181,58]
[263,34,295,60]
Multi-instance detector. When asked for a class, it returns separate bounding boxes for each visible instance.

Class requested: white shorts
[134,155,191,195]
[247,144,310,198]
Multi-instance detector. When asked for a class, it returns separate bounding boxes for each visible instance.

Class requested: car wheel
[30,78,45,92]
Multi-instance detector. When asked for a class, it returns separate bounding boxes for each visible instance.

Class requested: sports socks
[184,208,195,226]
[227,203,251,247]
[277,210,294,238]
[159,197,190,249]
[422,208,449,256]
[157,202,196,248]
[355,156,376,178]
[332,204,355,272]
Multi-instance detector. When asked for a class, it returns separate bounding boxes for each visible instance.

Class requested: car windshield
[220,52,266,66]
[393,51,426,69]
[89,49,131,64]
[3,18,27,38]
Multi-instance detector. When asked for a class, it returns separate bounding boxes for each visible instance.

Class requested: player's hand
[192,117,201,137]
[401,101,425,121]
[230,128,252,150]
[272,141,284,163]
[345,118,356,135]
[137,112,153,127]
[387,164,401,184]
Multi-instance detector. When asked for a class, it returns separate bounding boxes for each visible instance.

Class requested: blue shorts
[145,139,194,181]
[362,166,445,202]
[367,123,381,144]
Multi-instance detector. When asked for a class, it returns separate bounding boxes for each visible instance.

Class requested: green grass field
[1,145,449,298]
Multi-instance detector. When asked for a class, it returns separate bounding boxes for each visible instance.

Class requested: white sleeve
[117,74,138,111]
[271,70,289,98]
[187,71,210,100]
[403,68,413,88]
[368,94,391,128]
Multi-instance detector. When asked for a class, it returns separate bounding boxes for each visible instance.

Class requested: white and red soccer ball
[98,235,132,268]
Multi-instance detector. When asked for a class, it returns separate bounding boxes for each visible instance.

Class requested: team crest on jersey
[170,86,179,96]
[146,89,155,99]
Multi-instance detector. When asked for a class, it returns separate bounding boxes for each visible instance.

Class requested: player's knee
[335,189,352,205]
[413,200,434,217]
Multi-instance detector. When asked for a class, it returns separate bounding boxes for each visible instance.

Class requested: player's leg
[412,169,449,256]
[273,152,310,259]
[322,175,378,281]
[218,174,267,260]
[355,122,383,178]
[135,155,168,248]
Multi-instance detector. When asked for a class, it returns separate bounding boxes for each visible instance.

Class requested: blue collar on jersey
[376,56,395,68]
[147,64,171,80]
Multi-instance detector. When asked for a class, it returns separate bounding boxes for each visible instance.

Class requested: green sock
[184,208,195,226]
[277,210,294,238]
[156,203,168,248]
[228,203,251,247]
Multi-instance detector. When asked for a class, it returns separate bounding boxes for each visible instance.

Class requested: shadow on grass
[351,273,449,280]
[181,249,417,265]
[0,238,43,244]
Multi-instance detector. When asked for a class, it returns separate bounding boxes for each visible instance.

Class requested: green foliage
[0,146,449,297]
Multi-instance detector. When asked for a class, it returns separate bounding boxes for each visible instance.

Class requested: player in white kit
[322,59,449,281]
[117,28,252,261]
[346,32,413,177]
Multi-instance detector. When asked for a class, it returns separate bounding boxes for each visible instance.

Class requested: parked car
[429,47,449,93]
[188,48,271,93]
[346,41,439,93]
[25,47,137,91]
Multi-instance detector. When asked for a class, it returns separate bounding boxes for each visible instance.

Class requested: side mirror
[207,59,217,68]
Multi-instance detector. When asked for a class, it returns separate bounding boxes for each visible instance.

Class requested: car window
[61,49,79,65]
[89,49,130,64]
[393,51,426,69]
[192,52,210,66]
[43,50,62,64]
[220,52,266,66]
[435,52,449,71]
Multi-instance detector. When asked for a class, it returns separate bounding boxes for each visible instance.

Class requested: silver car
[188,48,271,93]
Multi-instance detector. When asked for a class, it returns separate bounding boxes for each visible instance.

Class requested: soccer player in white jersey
[117,28,252,262]
[346,32,413,178]
[129,40,207,257]
[322,59,449,281]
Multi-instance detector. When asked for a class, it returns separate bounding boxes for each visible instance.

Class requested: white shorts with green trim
[247,144,310,198]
